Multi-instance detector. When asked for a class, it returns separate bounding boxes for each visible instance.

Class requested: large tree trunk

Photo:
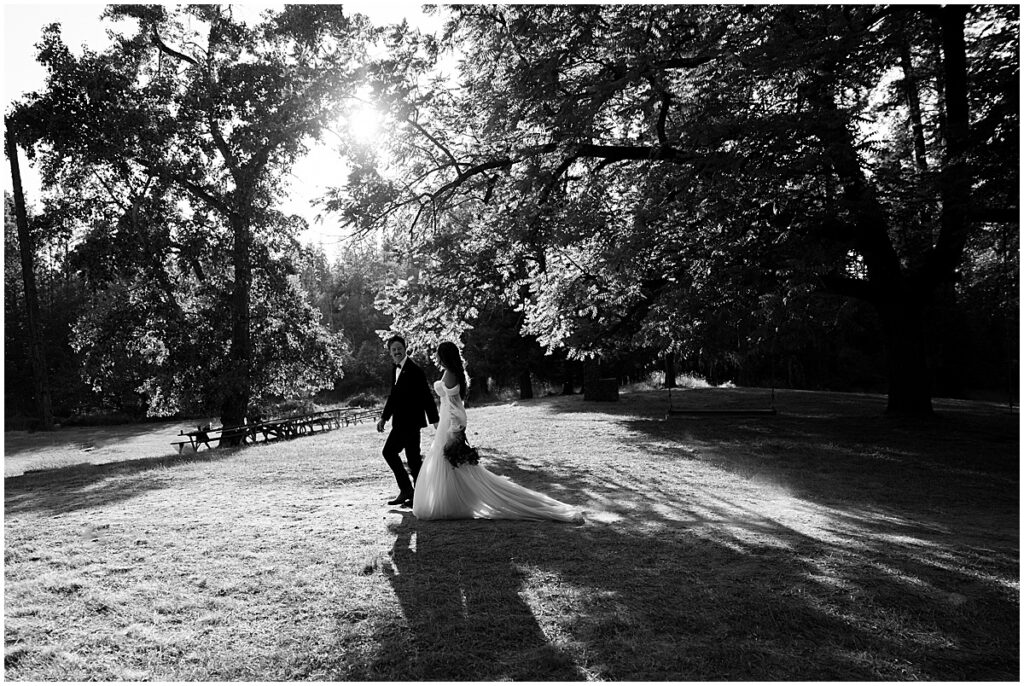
[813,11,971,419]
[874,9,970,418]
[471,374,489,401]
[560,359,576,395]
[582,360,599,397]
[663,351,677,388]
[879,300,934,416]
[929,6,971,280]
[897,31,929,173]
[220,211,252,443]
[518,370,534,400]
[871,6,970,419]
[5,119,54,430]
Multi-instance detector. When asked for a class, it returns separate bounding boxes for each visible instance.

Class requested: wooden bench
[338,408,378,426]
[171,407,380,453]
[172,425,215,453]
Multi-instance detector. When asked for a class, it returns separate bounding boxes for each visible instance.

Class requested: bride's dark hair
[436,341,470,400]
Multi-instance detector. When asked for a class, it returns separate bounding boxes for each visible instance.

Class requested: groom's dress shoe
[387,493,412,506]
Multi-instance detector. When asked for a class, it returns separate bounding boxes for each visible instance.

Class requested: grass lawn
[4,388,1019,680]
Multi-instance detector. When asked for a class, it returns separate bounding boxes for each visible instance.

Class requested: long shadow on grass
[4,449,244,516]
[464,411,1015,679]
[352,512,583,680]
[3,421,187,456]
[313,387,1018,680]
[355,496,1017,680]
[547,389,1017,523]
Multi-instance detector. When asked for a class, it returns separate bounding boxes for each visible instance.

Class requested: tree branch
[897,31,929,171]
[654,54,719,70]
[206,112,241,182]
[167,170,232,217]
[601,276,669,340]
[811,89,903,288]
[406,119,463,175]
[431,140,695,203]
[150,27,201,68]
[926,5,972,282]
[539,156,578,205]
[593,158,630,174]
[656,91,670,144]
[90,170,130,213]
[409,198,431,233]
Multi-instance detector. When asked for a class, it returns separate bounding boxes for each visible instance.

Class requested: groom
[376,335,439,507]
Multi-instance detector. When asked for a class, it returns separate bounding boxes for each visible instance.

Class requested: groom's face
[389,341,407,365]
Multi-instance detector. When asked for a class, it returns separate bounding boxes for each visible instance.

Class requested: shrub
[346,393,381,408]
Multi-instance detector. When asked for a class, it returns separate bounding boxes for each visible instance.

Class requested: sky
[2,2,446,258]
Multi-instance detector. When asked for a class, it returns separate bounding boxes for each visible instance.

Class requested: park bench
[339,408,379,426]
[171,424,215,453]
[171,407,381,454]
[171,423,252,452]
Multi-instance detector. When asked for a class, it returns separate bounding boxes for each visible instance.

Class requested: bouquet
[443,429,480,468]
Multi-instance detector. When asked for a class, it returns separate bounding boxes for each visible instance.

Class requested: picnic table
[171,407,380,453]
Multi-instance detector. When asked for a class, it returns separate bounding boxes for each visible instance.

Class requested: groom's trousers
[383,425,422,494]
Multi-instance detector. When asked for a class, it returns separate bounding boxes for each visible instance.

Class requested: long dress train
[412,380,583,522]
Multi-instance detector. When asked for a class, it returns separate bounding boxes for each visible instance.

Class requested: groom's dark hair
[386,334,406,349]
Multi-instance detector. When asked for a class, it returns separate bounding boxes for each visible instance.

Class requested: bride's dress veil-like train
[412,380,583,522]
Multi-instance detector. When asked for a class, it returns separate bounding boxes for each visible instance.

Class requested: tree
[4,190,99,421]
[293,238,402,397]
[12,5,371,428]
[4,121,54,429]
[331,5,1018,416]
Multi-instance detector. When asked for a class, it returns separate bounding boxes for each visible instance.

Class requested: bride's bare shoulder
[442,369,459,389]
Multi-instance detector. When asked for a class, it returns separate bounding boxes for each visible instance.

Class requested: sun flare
[348,104,383,145]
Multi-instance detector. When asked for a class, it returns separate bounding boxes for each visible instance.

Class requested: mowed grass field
[4,388,1019,680]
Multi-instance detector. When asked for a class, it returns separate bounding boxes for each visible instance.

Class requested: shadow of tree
[4,449,242,517]
[3,420,194,457]
[6,389,1016,679]
[299,394,1017,681]
[336,494,1017,680]
[546,389,1017,507]
[328,389,1016,680]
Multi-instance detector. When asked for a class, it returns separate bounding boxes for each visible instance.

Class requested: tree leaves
[9,5,371,417]
[327,5,1016,399]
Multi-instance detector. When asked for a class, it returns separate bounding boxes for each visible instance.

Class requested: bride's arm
[442,369,459,391]
[440,370,468,435]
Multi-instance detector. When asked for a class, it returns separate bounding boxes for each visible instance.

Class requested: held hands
[376,419,385,433]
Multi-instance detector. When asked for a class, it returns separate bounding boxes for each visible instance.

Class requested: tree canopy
[328,4,1018,415]
[9,5,376,422]
[5,4,1017,423]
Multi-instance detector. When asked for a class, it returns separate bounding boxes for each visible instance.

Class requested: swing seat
[667,407,777,416]
[665,386,777,417]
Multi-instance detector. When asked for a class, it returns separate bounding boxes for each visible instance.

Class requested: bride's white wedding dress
[412,380,583,522]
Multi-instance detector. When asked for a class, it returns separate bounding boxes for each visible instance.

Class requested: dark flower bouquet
[443,429,480,468]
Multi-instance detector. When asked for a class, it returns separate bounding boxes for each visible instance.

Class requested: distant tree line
[7,181,1014,425]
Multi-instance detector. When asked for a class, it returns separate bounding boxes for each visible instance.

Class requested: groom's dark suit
[380,357,439,499]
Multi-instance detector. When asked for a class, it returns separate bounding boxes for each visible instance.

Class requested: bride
[412,341,584,523]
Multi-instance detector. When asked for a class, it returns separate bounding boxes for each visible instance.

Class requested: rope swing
[665,343,778,418]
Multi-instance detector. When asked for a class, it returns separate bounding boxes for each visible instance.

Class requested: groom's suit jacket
[381,358,440,430]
